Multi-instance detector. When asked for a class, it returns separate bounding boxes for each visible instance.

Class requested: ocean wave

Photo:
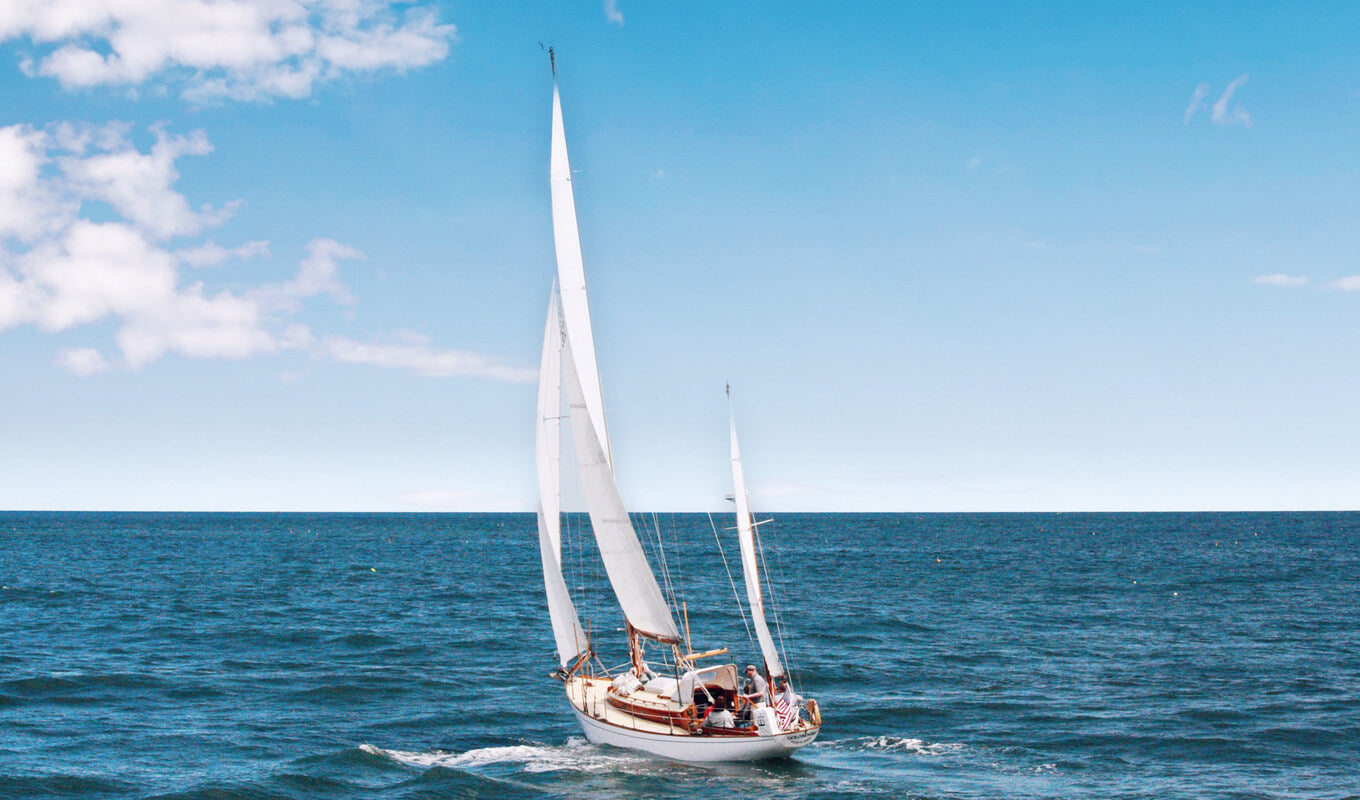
[360,738,654,774]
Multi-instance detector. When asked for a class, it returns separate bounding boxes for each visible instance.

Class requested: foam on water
[361,737,655,774]
[818,735,967,757]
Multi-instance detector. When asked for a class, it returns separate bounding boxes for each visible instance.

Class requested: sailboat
[534,62,821,762]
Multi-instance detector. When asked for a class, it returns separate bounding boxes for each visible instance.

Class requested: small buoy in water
[936,557,941,563]
[370,567,377,572]
[1173,591,1179,596]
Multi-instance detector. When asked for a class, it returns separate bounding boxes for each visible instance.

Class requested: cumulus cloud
[0,0,456,102]
[1331,276,1360,291]
[603,0,625,26]
[1253,274,1307,287]
[0,121,526,380]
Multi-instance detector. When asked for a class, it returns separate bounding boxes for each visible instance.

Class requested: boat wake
[361,738,656,774]
[831,735,967,756]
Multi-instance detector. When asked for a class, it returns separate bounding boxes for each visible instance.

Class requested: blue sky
[1,1,1358,511]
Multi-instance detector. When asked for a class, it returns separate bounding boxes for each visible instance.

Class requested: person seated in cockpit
[706,696,735,728]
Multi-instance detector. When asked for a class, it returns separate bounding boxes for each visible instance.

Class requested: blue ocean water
[1,511,1356,800]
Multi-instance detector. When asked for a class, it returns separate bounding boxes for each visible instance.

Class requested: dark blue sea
[1,511,1357,800]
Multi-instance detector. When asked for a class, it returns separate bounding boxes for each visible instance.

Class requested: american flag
[775,692,798,730]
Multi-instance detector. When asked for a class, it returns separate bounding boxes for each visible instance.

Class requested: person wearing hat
[740,664,768,705]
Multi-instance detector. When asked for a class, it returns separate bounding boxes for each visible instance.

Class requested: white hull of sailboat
[569,705,819,762]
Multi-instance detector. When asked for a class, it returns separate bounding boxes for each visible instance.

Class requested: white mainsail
[551,84,612,471]
[561,335,681,643]
[536,286,586,666]
[729,394,785,678]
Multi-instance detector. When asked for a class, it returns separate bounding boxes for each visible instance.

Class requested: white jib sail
[537,286,587,667]
[562,335,681,643]
[551,84,613,471]
[729,401,785,678]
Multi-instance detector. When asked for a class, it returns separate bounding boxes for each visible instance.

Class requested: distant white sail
[551,84,612,471]
[536,286,586,666]
[729,398,784,678]
[562,336,681,643]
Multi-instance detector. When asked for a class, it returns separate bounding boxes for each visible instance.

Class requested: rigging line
[644,511,678,620]
[653,512,682,621]
[667,512,687,630]
[709,511,754,645]
[754,515,796,680]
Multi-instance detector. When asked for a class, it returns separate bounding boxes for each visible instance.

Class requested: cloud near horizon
[0,121,528,381]
[0,0,456,102]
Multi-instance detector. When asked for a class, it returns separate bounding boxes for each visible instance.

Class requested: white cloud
[0,121,526,381]
[965,155,983,172]
[60,125,235,240]
[286,238,359,304]
[1183,82,1210,124]
[1253,273,1307,287]
[1184,75,1252,126]
[54,346,111,376]
[177,239,270,268]
[1211,74,1251,127]
[1331,276,1360,291]
[603,0,625,26]
[0,0,457,102]
[321,336,536,382]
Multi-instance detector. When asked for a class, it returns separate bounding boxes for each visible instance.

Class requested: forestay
[536,287,586,666]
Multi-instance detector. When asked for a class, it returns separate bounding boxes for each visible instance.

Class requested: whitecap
[842,735,966,756]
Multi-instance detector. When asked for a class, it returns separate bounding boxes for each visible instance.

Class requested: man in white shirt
[706,697,735,728]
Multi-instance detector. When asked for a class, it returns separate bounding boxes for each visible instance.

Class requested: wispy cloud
[966,155,984,172]
[321,336,535,382]
[1212,74,1252,126]
[177,240,270,268]
[603,0,625,26]
[1184,82,1210,124]
[1,0,457,102]
[1331,276,1360,291]
[1184,74,1252,126]
[1253,274,1307,287]
[53,346,112,376]
[0,121,527,380]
